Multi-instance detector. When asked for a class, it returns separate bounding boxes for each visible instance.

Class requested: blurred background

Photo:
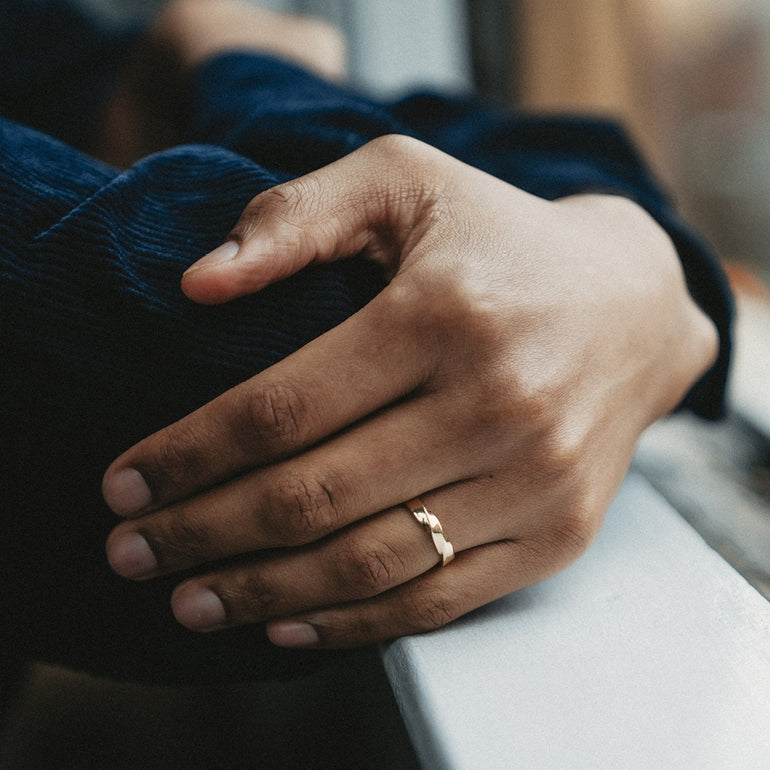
[74,0,770,289]
[3,2,770,768]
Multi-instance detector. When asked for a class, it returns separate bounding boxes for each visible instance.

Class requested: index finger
[102,285,430,517]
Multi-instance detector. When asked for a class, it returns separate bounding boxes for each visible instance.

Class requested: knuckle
[260,183,302,211]
[476,354,565,433]
[472,369,539,435]
[149,511,212,569]
[406,588,457,632]
[512,406,592,490]
[364,134,443,176]
[532,497,601,568]
[220,573,278,621]
[366,133,422,161]
[262,178,323,229]
[239,379,311,454]
[335,537,407,596]
[261,182,306,223]
[233,184,306,242]
[361,135,446,202]
[141,424,208,498]
[537,423,587,480]
[270,470,343,542]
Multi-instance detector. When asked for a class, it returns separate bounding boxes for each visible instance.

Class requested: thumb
[181,135,439,305]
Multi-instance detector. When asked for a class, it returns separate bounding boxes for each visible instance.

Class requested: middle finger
[105,390,503,580]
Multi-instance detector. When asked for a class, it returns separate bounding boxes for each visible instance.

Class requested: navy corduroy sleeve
[0,119,369,683]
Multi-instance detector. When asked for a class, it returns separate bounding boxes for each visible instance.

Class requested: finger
[161,474,593,636]
[168,505,439,631]
[180,135,444,305]
[105,394,504,580]
[265,538,572,648]
[102,283,432,517]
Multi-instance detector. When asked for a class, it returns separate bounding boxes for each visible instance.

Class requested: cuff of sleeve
[657,209,734,419]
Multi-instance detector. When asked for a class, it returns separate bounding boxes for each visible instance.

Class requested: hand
[103,135,717,648]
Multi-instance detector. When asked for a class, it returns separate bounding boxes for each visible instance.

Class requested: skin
[93,0,346,168]
[102,133,718,649]
[150,0,348,78]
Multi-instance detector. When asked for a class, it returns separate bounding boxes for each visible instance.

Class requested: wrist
[556,193,719,423]
[610,195,719,420]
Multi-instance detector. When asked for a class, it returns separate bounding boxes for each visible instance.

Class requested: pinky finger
[266,539,563,649]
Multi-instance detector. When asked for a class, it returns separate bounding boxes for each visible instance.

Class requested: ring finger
[168,476,534,632]
[169,502,437,631]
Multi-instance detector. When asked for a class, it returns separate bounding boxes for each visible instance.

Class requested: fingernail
[106,531,157,579]
[172,586,227,631]
[266,620,320,648]
[184,241,239,274]
[103,468,152,516]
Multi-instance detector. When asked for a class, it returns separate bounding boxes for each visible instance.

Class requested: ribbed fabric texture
[0,1,732,683]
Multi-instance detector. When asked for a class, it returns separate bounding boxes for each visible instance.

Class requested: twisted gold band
[405,497,455,567]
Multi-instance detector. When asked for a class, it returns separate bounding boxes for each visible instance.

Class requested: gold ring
[405,497,455,566]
